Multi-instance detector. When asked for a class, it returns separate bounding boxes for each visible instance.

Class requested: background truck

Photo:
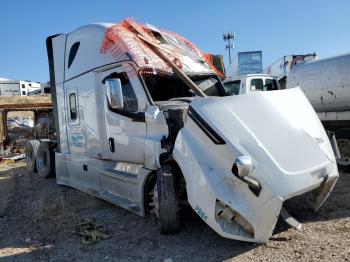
[285,53,350,167]
[226,51,263,77]
[224,51,279,95]
[223,74,279,95]
[264,53,318,89]
[25,19,339,243]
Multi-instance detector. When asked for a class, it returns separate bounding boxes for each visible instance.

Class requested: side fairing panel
[55,82,69,153]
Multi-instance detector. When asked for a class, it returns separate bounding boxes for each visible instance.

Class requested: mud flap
[280,207,302,230]
[312,176,338,211]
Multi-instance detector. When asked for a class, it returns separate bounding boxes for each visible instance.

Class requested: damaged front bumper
[174,130,338,242]
[173,88,339,243]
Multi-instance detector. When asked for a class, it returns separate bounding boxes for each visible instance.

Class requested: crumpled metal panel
[100,18,213,76]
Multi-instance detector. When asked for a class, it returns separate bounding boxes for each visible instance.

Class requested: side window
[69,93,77,120]
[224,80,241,95]
[264,78,278,91]
[105,72,138,113]
[68,42,80,68]
[250,79,263,91]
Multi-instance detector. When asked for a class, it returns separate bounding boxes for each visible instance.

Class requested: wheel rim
[37,151,47,170]
[152,185,160,218]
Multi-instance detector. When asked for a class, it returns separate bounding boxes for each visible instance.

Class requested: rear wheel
[155,164,179,234]
[25,140,40,172]
[36,141,56,178]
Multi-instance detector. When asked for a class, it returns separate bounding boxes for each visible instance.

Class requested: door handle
[109,138,115,152]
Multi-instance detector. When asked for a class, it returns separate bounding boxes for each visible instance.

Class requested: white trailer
[226,51,263,77]
[286,53,350,167]
[25,19,338,243]
[264,53,317,89]
[20,81,41,96]
[0,79,42,96]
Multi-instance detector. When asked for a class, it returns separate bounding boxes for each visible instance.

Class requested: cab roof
[53,19,218,82]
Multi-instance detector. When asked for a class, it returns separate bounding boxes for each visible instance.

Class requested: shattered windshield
[141,72,227,101]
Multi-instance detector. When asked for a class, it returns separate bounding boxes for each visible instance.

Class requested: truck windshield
[141,73,227,101]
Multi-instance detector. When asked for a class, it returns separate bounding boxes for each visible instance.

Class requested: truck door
[99,66,147,164]
[65,86,87,154]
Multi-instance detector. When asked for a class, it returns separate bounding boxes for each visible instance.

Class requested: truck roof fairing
[100,19,225,77]
[56,19,224,83]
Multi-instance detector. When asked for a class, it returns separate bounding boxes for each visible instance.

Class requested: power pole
[223,32,235,64]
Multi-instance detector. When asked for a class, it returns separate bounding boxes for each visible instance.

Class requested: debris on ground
[3,154,25,161]
[0,148,25,163]
[75,218,110,245]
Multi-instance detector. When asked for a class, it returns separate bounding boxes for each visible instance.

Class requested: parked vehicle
[25,19,339,243]
[285,53,350,167]
[264,53,317,89]
[223,74,279,95]
[0,79,41,96]
[226,51,263,77]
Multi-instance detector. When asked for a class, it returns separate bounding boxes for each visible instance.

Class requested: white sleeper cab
[25,19,339,243]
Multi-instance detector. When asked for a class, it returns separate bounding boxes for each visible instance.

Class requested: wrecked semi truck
[25,19,339,243]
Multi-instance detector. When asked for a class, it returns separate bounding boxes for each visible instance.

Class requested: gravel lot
[0,161,349,261]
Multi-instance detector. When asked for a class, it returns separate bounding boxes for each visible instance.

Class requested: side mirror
[234,156,253,178]
[232,155,261,195]
[251,85,256,91]
[105,79,123,109]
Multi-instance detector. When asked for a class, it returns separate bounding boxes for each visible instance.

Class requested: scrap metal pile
[0,95,53,161]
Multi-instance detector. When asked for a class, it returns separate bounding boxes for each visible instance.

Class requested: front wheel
[155,164,179,234]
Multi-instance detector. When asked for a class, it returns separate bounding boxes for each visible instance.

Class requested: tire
[36,141,56,178]
[156,164,179,234]
[25,140,40,172]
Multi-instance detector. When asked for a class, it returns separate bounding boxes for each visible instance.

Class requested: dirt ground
[0,161,349,262]
[0,95,51,105]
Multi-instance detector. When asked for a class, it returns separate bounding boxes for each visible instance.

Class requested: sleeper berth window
[69,93,77,120]
[68,42,80,68]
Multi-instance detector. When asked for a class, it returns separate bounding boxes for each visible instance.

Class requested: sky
[0,0,349,82]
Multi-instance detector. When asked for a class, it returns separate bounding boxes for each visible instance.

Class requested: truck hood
[173,87,338,242]
[189,88,333,175]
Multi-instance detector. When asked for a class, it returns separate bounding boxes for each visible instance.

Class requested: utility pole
[223,32,235,64]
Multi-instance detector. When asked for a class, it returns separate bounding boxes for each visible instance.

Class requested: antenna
[223,32,235,64]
